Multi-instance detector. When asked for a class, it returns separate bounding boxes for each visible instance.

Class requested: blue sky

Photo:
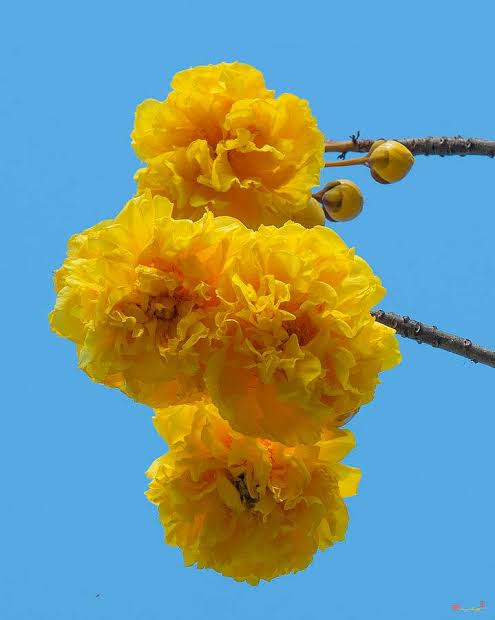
[2,1,494,618]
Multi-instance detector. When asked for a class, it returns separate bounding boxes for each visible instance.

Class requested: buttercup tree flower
[132,62,324,229]
[207,221,401,445]
[49,190,249,406]
[146,399,360,585]
[47,52,495,589]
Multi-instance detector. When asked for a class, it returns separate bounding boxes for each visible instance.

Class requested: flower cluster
[146,399,360,584]
[50,62,400,584]
[50,190,399,445]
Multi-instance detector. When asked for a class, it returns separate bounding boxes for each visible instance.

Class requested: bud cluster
[320,140,415,222]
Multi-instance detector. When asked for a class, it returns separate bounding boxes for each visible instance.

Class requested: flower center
[118,293,180,325]
[233,473,258,509]
[282,313,318,346]
[148,296,178,321]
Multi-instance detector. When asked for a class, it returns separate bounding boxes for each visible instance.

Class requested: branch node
[350,130,360,144]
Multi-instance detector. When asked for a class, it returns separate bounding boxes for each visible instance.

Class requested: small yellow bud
[368,140,415,184]
[292,197,325,228]
[321,180,364,222]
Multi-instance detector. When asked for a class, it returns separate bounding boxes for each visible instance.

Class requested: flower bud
[368,140,414,184]
[292,197,325,228]
[321,180,363,222]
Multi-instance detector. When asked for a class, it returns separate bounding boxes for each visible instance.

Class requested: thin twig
[325,136,495,158]
[373,310,495,368]
[324,155,369,168]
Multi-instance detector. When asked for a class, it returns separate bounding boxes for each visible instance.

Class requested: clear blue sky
[2,1,494,618]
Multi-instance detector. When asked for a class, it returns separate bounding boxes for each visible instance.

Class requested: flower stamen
[233,473,258,509]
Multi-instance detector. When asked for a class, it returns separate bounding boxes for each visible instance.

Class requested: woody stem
[373,310,495,368]
[325,136,495,157]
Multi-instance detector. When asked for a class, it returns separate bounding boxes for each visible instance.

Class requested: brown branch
[325,136,495,158]
[373,310,495,368]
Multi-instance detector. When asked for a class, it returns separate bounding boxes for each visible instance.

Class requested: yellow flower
[206,221,401,445]
[146,400,360,585]
[49,191,248,406]
[132,62,324,229]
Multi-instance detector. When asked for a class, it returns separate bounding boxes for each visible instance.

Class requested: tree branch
[373,310,495,368]
[325,136,495,158]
